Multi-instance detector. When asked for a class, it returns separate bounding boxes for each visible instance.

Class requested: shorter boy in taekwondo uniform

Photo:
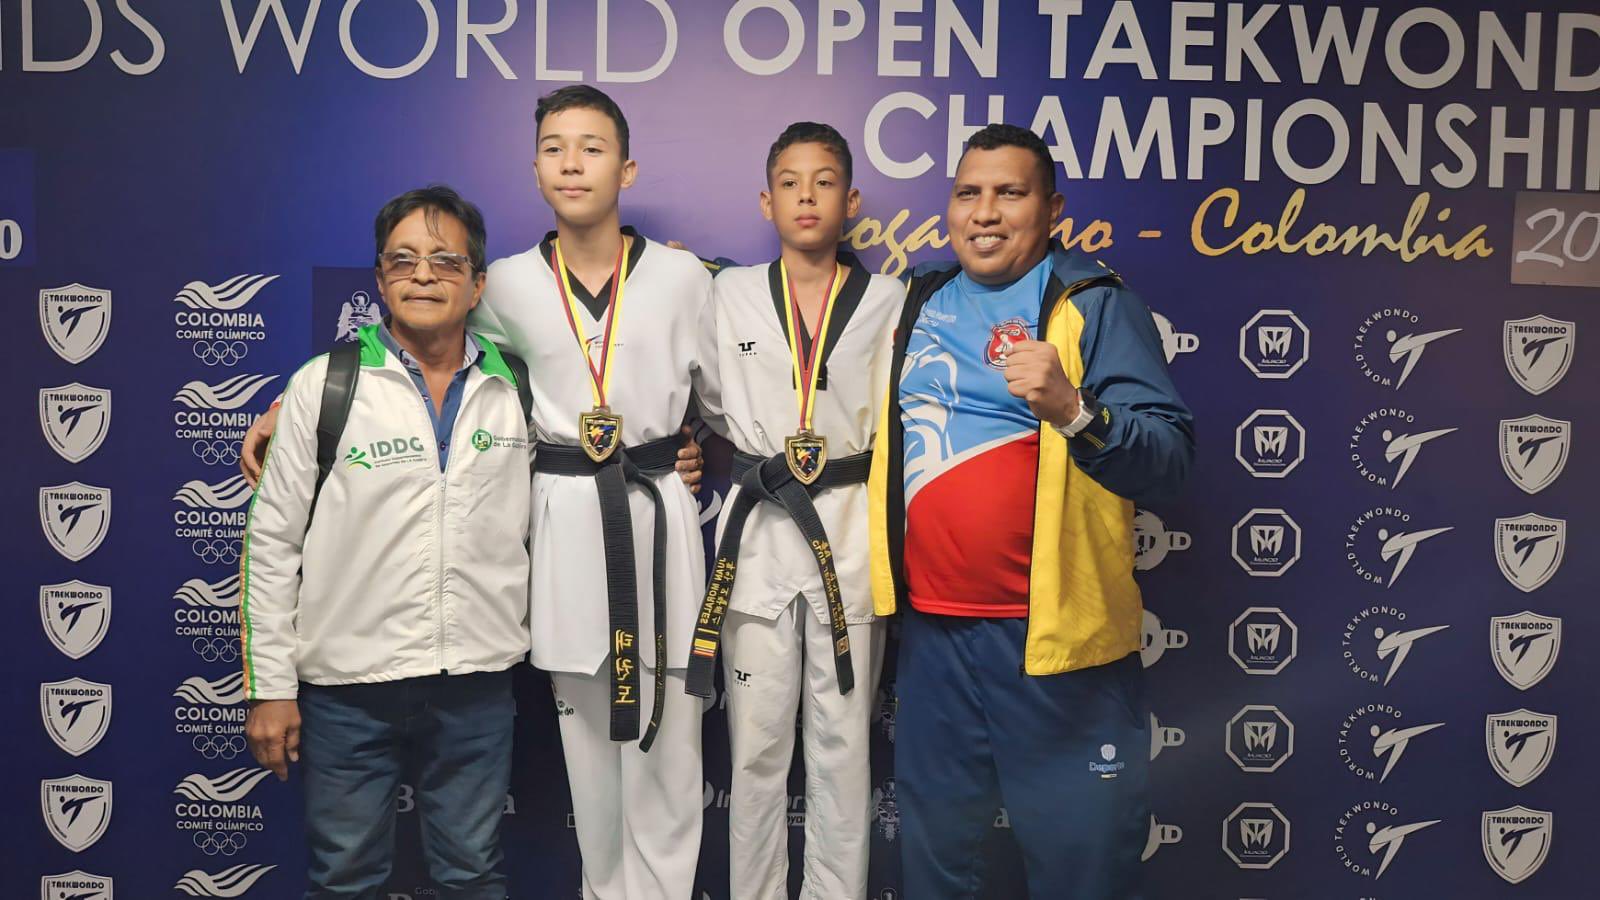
[685,122,905,899]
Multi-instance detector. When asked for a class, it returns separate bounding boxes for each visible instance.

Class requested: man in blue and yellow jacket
[868,124,1194,899]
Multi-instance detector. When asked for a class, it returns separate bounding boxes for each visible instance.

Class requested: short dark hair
[765,121,853,187]
[373,185,487,274]
[535,84,630,159]
[961,124,1057,194]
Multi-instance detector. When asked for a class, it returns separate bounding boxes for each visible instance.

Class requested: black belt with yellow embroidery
[533,434,679,751]
[684,448,872,700]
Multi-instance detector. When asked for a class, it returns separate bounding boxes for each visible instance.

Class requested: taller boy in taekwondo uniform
[868,124,1194,898]
[468,85,719,900]
[685,123,903,899]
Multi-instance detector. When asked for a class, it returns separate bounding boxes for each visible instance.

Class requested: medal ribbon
[553,237,629,408]
[780,260,844,432]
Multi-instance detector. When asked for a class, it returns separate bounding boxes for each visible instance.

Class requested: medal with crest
[781,260,844,485]
[554,238,630,463]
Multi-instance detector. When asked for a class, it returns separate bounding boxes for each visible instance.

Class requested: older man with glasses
[241,185,533,898]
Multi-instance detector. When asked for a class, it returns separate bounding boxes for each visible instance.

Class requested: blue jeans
[895,609,1149,899]
[298,670,514,899]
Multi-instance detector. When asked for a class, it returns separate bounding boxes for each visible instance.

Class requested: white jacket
[241,326,532,700]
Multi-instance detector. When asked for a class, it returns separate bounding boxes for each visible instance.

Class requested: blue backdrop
[5,1,1597,897]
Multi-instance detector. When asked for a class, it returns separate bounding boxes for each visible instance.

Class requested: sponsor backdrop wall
[4,2,1596,897]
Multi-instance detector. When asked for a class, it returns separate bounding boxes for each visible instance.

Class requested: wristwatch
[1052,388,1111,446]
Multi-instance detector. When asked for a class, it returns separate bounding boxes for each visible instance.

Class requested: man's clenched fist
[1001,340,1079,426]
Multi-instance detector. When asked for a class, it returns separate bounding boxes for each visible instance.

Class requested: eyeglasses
[377,251,474,280]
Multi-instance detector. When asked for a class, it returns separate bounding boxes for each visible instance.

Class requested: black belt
[534,434,680,752]
[685,448,872,700]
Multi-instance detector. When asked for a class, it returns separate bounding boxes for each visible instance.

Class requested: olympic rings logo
[192,539,241,565]
[192,636,240,663]
[191,733,248,760]
[192,439,242,465]
[193,340,248,366]
[193,830,248,855]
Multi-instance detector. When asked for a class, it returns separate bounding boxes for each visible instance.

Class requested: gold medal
[580,406,623,463]
[781,260,844,484]
[785,429,828,485]
[554,237,630,459]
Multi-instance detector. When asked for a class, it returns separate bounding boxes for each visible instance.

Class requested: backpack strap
[499,347,534,424]
[310,341,361,523]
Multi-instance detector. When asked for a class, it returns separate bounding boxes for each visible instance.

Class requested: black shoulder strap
[310,341,361,523]
[499,347,534,424]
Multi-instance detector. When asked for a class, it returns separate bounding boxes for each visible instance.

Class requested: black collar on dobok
[539,226,649,320]
[765,253,871,386]
[684,447,873,701]
[532,433,681,751]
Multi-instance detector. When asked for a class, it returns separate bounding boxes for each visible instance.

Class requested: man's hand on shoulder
[1002,340,1080,426]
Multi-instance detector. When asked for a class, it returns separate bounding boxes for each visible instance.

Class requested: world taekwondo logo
[1338,703,1444,783]
[1342,605,1448,686]
[1498,416,1570,494]
[1486,709,1556,788]
[1133,510,1191,571]
[1223,802,1289,869]
[174,274,275,367]
[1231,509,1301,576]
[40,581,111,660]
[1344,507,1450,588]
[1494,514,1566,592]
[1491,612,1561,690]
[40,870,114,899]
[40,678,112,757]
[1348,408,1455,489]
[1334,800,1438,880]
[1353,308,1459,389]
[39,482,111,561]
[1239,309,1309,379]
[1482,806,1553,884]
[41,774,112,852]
[1226,705,1294,772]
[174,476,253,564]
[39,383,111,463]
[40,284,111,364]
[1235,410,1305,478]
[1150,311,1198,364]
[1503,315,1573,395]
[174,864,277,897]
[1228,608,1297,675]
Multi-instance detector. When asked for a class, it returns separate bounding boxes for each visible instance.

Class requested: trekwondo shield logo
[1239,309,1310,379]
[1223,802,1290,869]
[39,384,111,463]
[40,678,112,757]
[40,581,111,659]
[1231,509,1301,576]
[1491,612,1562,690]
[1503,315,1573,395]
[1235,410,1305,478]
[1227,705,1294,772]
[1482,806,1552,884]
[40,284,111,364]
[40,870,113,899]
[1498,416,1570,494]
[1486,709,1556,788]
[41,775,112,851]
[174,863,277,897]
[39,482,111,561]
[1495,514,1566,592]
[1229,608,1298,675]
